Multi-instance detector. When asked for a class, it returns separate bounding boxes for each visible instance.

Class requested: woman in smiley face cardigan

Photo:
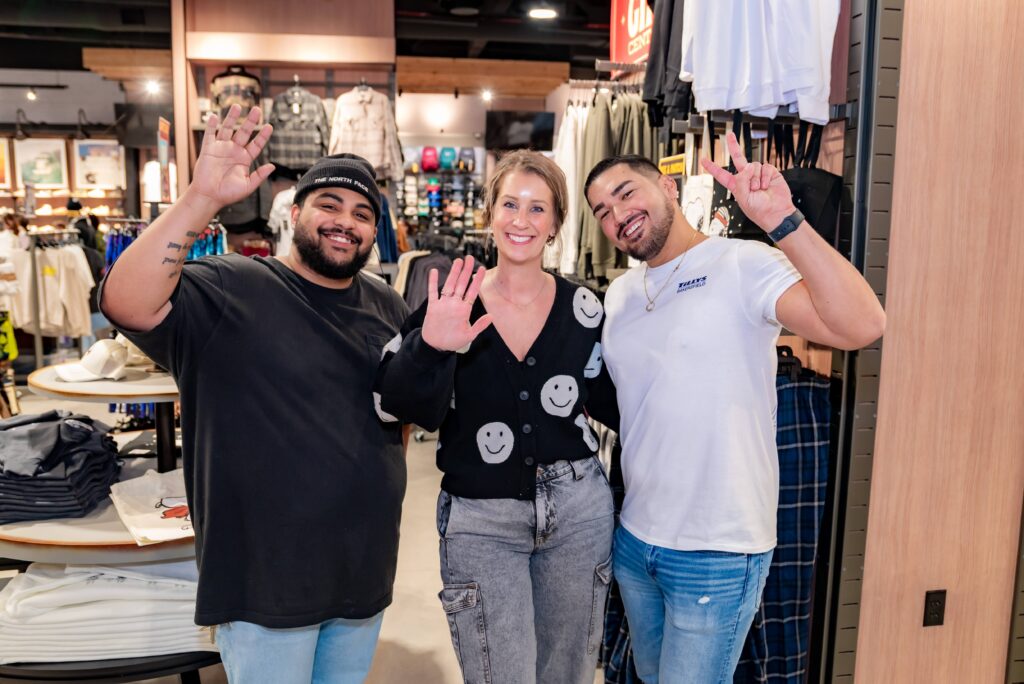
[374,150,619,684]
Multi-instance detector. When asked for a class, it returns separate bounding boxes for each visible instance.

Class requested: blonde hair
[482,150,567,238]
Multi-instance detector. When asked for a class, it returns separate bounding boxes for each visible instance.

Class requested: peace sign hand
[421,256,494,352]
[187,104,275,212]
[701,131,797,234]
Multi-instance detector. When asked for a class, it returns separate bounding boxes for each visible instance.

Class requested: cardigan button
[526,356,537,367]
[519,390,530,401]
[524,457,535,466]
[522,423,533,434]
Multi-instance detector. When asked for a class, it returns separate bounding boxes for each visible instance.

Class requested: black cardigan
[374,275,618,500]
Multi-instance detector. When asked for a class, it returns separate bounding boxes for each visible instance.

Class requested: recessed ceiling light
[450,6,479,15]
[529,7,557,19]
[481,90,493,102]
[145,80,161,95]
[26,88,37,101]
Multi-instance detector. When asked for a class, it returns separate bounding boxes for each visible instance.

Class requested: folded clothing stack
[0,560,216,664]
[0,411,121,524]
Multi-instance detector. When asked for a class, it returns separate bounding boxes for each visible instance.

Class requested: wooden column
[856,2,1024,681]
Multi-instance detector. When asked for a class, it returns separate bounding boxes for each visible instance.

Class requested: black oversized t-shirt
[99,254,409,628]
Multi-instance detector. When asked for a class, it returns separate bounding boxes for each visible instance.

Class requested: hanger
[213,64,260,82]
[777,346,803,381]
[357,77,370,92]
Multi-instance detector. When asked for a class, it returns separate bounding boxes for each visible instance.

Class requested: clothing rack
[594,59,647,73]
[670,105,850,135]
[26,228,80,370]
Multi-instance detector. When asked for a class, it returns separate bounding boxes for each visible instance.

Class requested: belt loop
[569,459,585,480]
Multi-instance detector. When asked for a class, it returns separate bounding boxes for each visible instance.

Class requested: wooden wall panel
[856,1,1024,682]
[186,0,392,37]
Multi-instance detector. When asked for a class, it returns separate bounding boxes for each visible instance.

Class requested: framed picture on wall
[73,139,127,190]
[0,139,10,190]
[14,138,68,189]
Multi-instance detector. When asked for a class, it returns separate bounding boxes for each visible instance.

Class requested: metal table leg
[155,403,176,473]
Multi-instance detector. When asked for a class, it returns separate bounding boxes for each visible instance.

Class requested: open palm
[701,131,797,233]
[191,104,275,208]
[421,256,493,352]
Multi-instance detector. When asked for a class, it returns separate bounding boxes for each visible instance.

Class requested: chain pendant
[645,301,656,312]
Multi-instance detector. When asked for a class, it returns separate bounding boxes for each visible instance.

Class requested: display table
[27,365,179,473]
[0,387,216,682]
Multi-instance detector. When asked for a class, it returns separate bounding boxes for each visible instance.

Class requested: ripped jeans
[436,456,614,684]
[613,525,773,683]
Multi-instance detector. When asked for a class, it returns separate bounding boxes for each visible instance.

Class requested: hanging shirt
[550,104,582,275]
[267,187,296,257]
[375,276,619,499]
[578,94,616,278]
[268,87,330,174]
[328,88,404,182]
[210,69,261,118]
[602,237,801,553]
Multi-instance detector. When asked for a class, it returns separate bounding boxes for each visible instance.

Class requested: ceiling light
[26,88,37,101]
[481,90,493,103]
[145,80,161,95]
[450,6,479,16]
[528,7,558,19]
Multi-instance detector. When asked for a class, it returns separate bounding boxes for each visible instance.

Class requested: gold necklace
[642,230,699,312]
[492,274,550,309]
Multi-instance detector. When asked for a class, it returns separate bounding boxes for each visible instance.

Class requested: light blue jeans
[214,613,384,684]
[437,456,615,684]
[613,526,772,683]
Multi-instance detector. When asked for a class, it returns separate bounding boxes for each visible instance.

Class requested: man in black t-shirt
[100,104,409,683]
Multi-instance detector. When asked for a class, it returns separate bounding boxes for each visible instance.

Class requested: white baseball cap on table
[55,339,128,382]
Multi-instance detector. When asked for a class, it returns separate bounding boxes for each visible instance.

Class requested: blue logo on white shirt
[677,276,708,293]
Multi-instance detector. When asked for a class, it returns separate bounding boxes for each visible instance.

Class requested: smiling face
[573,287,604,328]
[583,342,603,379]
[540,375,579,417]
[476,422,515,464]
[290,187,377,280]
[489,170,557,266]
[587,163,679,263]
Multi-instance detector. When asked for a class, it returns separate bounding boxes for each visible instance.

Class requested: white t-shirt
[268,187,296,257]
[602,236,801,553]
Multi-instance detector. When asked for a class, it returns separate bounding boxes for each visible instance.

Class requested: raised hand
[701,131,797,234]
[421,256,494,352]
[188,104,275,211]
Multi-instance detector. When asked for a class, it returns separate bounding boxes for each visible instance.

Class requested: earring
[546,234,556,245]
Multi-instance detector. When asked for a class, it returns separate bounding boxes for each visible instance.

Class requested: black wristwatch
[768,209,805,244]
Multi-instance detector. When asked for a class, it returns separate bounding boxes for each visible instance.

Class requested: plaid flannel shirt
[735,370,831,683]
[267,87,329,173]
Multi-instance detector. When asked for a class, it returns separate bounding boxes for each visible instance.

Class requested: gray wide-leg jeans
[436,456,615,684]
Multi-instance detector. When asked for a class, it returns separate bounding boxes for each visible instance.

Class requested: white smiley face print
[476,422,515,464]
[583,342,603,379]
[572,288,604,328]
[541,375,579,417]
[574,414,600,451]
[380,332,403,359]
[373,392,398,423]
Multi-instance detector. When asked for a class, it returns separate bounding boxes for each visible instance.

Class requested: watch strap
[769,209,805,243]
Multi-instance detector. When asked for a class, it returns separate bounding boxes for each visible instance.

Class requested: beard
[621,194,676,262]
[291,218,373,280]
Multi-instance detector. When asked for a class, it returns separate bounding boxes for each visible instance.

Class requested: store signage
[157,117,171,204]
[658,153,688,176]
[610,0,654,66]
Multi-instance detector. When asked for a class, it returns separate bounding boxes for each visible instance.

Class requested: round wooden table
[27,365,180,473]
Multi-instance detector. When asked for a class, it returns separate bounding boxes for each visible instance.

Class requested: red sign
[610,0,654,66]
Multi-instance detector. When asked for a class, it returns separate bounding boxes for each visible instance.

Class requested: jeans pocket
[586,555,614,655]
[439,582,492,684]
[437,490,452,538]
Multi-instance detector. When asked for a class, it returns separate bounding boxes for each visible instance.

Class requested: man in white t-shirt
[584,133,885,683]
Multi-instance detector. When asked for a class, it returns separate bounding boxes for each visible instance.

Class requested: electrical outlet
[923,590,946,627]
